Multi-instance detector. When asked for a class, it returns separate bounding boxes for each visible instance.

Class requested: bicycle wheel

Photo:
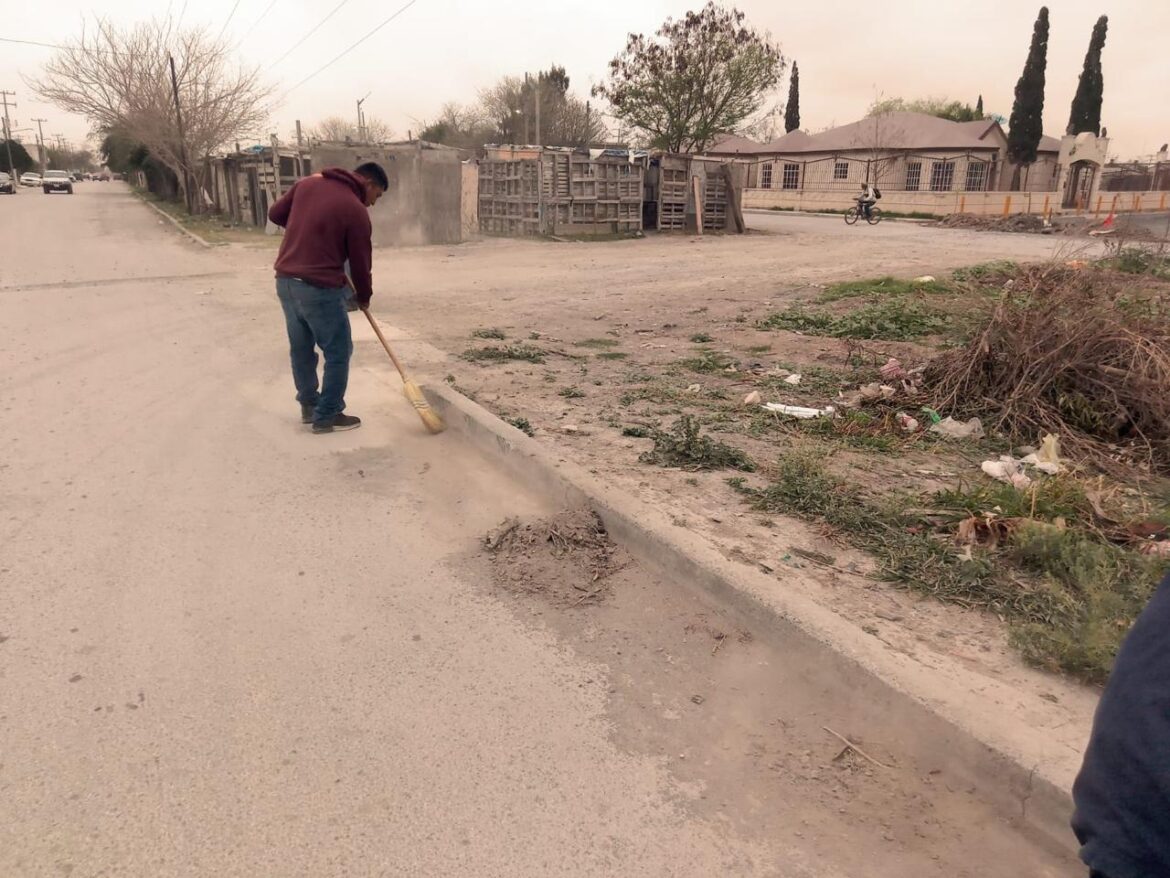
[844,207,860,225]
[866,207,883,225]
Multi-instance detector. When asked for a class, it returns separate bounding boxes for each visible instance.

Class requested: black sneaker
[301,404,315,424]
[312,413,361,434]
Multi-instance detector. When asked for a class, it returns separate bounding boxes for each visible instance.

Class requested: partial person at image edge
[1072,570,1170,878]
[267,162,388,434]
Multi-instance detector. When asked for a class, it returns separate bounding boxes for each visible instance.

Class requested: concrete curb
[136,195,215,249]
[422,379,1078,853]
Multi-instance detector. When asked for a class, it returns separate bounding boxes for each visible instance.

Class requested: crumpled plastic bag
[981,456,1033,489]
[1022,434,1065,474]
[930,417,985,440]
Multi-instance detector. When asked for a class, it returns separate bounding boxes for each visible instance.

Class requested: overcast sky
[3,0,1166,159]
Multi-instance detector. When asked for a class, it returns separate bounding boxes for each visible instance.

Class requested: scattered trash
[981,456,1033,489]
[562,424,580,434]
[879,358,907,381]
[1022,433,1065,474]
[930,416,985,440]
[691,694,706,705]
[686,383,702,393]
[742,390,762,406]
[837,382,897,407]
[913,275,936,283]
[763,403,836,420]
[895,412,920,433]
[784,373,802,386]
[919,407,942,425]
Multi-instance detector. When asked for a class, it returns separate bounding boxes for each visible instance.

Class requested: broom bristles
[402,378,446,434]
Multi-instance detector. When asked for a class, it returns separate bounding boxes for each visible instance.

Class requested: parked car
[97,172,111,182]
[0,172,14,194]
[42,170,74,194]
[20,172,42,187]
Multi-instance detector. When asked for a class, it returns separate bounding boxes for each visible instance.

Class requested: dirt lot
[363,215,1136,757]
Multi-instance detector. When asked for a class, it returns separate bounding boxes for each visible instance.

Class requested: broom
[351,287,445,434]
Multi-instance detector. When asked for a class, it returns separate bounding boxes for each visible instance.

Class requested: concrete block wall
[311,142,464,246]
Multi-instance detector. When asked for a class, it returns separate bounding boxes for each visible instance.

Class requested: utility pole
[523,73,531,145]
[168,55,193,213]
[1,90,17,186]
[295,120,303,147]
[534,75,541,147]
[357,92,370,143]
[32,118,47,174]
[584,100,591,149]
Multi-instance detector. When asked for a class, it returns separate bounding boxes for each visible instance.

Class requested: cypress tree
[1007,7,1050,182]
[1067,15,1108,135]
[976,94,984,117]
[784,62,800,133]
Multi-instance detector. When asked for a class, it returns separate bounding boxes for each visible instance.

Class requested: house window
[905,161,922,191]
[965,162,988,191]
[833,160,849,180]
[782,163,800,190]
[930,160,956,191]
[760,162,773,188]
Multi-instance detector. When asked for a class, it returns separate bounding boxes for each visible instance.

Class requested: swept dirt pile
[484,510,630,606]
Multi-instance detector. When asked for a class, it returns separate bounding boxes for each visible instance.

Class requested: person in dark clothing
[1071,571,1170,878]
[268,161,388,434]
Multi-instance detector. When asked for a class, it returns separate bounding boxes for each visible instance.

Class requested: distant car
[42,170,74,194]
[111,172,124,181]
[70,171,83,182]
[20,172,42,187]
[97,172,111,182]
[0,172,14,194]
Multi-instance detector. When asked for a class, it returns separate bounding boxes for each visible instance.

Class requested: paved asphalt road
[0,187,777,876]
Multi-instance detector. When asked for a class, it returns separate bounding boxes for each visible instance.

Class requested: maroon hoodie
[269,168,373,303]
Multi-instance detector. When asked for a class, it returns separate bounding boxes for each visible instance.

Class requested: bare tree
[478,67,606,147]
[30,17,274,210]
[306,114,393,144]
[852,99,907,188]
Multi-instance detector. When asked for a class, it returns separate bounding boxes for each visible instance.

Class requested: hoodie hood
[320,167,368,202]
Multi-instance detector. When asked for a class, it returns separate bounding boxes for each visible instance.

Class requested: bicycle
[844,200,882,226]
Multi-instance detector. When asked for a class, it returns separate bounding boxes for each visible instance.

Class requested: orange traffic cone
[1101,212,1115,229]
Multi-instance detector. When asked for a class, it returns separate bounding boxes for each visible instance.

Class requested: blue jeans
[276,277,353,422]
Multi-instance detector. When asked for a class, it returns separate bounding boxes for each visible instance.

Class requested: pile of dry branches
[926,265,1170,472]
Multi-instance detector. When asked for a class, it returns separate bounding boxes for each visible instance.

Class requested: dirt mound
[936,213,1049,234]
[484,510,629,606]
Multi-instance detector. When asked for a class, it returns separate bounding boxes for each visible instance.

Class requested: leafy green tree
[868,96,981,123]
[593,3,783,153]
[1,139,36,174]
[1067,15,1108,135]
[1007,6,1050,184]
[784,62,800,133]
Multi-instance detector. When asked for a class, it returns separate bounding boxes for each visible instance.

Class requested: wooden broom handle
[345,276,408,380]
[363,308,408,381]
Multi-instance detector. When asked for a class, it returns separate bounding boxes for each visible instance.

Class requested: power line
[283,0,420,96]
[268,0,353,69]
[0,36,137,58]
[216,0,245,40]
[237,0,280,43]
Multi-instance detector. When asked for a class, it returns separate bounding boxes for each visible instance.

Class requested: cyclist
[857,182,878,220]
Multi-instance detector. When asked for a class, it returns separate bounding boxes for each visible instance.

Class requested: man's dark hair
[355,162,389,191]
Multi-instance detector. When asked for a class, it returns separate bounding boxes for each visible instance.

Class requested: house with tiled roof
[708,112,1063,197]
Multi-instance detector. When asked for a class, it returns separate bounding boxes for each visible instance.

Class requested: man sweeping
[269,162,389,433]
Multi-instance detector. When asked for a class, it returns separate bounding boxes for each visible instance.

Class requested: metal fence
[747,152,1006,194]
